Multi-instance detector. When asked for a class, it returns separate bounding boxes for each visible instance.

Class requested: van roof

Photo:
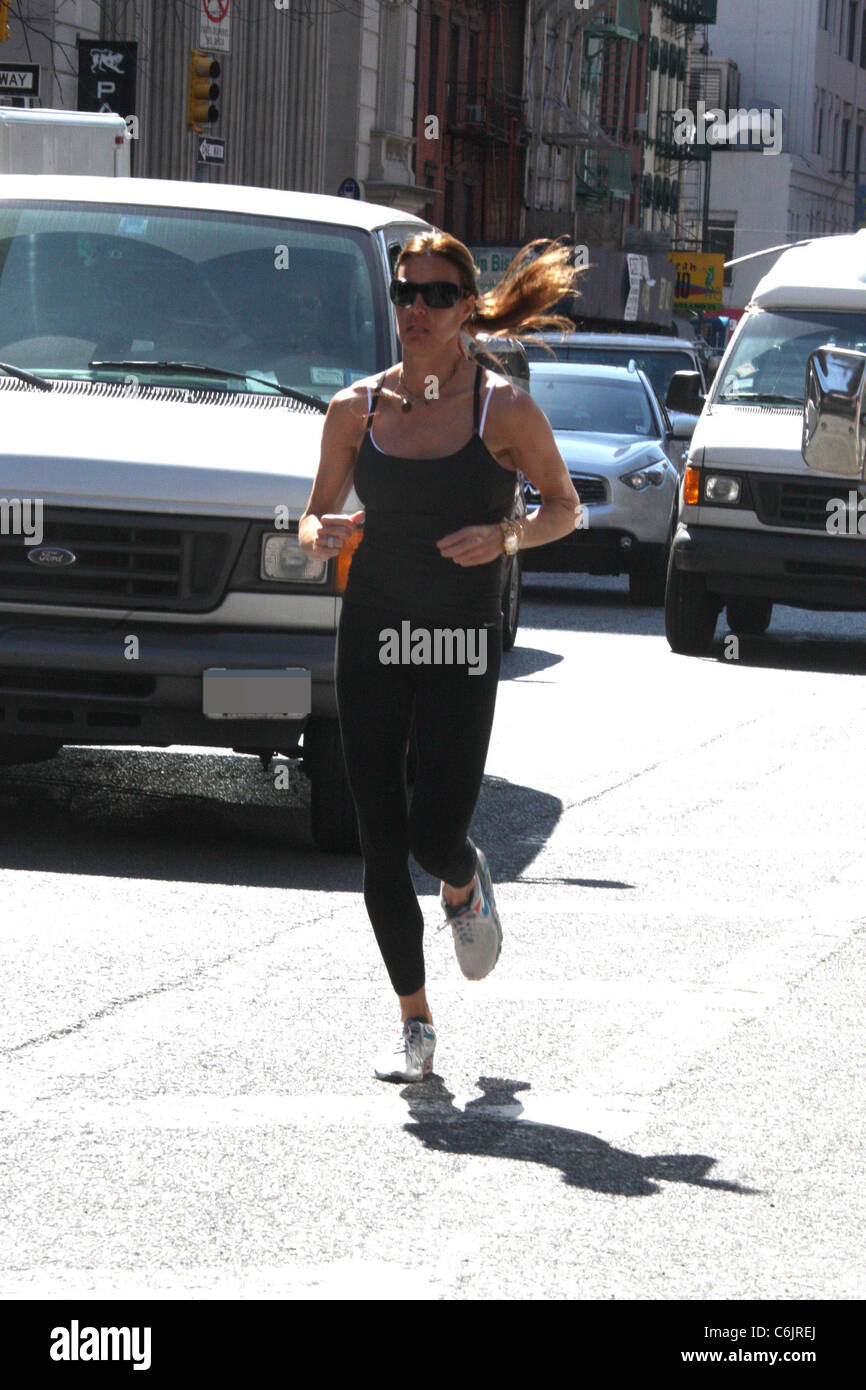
[0,173,431,234]
[520,331,694,351]
[751,230,866,310]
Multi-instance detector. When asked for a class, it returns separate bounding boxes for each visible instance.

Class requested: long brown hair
[395,231,579,344]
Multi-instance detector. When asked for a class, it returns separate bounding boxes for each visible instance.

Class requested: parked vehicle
[0,109,131,176]
[0,174,523,852]
[520,329,706,468]
[522,361,693,605]
[664,230,866,654]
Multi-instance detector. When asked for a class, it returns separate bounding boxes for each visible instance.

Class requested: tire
[501,554,522,651]
[303,716,361,854]
[726,596,773,636]
[628,544,668,607]
[664,555,719,654]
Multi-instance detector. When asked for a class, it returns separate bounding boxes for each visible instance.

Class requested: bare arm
[298,384,368,556]
[437,386,581,567]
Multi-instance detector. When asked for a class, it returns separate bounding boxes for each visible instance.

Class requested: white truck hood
[0,385,327,516]
[693,402,811,474]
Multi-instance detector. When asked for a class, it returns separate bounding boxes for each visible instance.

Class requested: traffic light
[186,50,220,132]
[0,1,10,43]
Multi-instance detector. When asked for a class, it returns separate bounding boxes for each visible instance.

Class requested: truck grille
[752,476,854,530]
[0,509,248,611]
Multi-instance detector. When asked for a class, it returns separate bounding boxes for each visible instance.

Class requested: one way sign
[198,135,226,164]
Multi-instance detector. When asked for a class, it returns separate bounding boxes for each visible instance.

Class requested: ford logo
[26,546,77,568]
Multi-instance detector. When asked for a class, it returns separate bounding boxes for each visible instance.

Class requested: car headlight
[261,533,328,583]
[703,474,742,504]
[620,461,668,491]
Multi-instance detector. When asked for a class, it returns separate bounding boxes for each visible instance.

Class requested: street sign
[77,41,137,118]
[0,63,39,97]
[200,0,231,54]
[337,177,360,199]
[198,135,225,164]
[669,251,724,310]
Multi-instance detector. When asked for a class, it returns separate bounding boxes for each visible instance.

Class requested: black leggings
[335,600,502,996]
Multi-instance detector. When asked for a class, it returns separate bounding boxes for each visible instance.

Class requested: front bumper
[0,616,338,747]
[672,523,866,610]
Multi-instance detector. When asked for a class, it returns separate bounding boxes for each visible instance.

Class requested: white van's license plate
[202,669,311,719]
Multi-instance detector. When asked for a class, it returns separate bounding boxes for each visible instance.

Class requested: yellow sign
[669,252,725,310]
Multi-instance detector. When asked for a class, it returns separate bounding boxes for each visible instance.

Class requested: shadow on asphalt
[0,752,568,892]
[499,645,564,680]
[400,1077,759,1198]
[708,630,866,676]
[518,577,666,635]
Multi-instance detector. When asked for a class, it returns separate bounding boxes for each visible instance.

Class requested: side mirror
[802,346,866,477]
[665,370,704,414]
[667,410,697,440]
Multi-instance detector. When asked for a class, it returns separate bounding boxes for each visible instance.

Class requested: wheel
[726,596,773,636]
[664,554,719,654]
[501,554,522,651]
[628,544,668,606]
[302,716,361,854]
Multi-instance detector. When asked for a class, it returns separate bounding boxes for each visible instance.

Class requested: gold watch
[500,519,521,555]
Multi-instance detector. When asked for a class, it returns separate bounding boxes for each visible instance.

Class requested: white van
[665,230,866,653]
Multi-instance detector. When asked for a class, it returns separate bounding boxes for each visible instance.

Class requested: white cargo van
[0,109,130,176]
[665,230,866,653]
[0,175,523,851]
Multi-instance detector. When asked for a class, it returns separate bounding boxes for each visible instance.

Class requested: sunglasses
[389,278,465,309]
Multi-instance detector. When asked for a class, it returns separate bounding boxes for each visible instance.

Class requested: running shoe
[441,844,502,981]
[374,1018,436,1082]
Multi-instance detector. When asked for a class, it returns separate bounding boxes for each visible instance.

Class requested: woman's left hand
[436,524,503,567]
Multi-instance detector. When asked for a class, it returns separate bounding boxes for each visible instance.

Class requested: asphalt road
[1,574,864,1307]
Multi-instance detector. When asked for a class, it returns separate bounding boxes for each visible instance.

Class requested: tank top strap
[472,361,482,433]
[365,373,388,432]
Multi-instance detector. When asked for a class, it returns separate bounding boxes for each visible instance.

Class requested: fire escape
[644,2,718,245]
[444,3,527,240]
[531,0,639,217]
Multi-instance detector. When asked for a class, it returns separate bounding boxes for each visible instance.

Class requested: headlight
[620,461,668,491]
[261,533,328,583]
[704,474,742,504]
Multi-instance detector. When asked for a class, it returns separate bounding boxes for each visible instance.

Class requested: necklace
[398,355,461,411]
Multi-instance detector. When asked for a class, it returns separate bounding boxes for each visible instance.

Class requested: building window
[820,0,831,28]
[817,104,824,153]
[848,1,858,61]
[842,116,851,171]
[708,223,735,287]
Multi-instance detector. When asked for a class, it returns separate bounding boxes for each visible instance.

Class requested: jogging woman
[299,232,581,1081]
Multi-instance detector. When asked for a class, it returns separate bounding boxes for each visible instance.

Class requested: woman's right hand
[299,509,365,556]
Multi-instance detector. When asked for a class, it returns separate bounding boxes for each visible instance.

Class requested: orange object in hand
[335,526,364,592]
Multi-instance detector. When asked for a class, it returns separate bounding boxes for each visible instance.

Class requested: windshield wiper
[0,360,53,392]
[719,391,803,406]
[88,359,327,413]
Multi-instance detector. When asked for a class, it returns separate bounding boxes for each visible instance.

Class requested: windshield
[0,199,387,401]
[716,309,866,405]
[529,372,656,435]
[524,344,694,400]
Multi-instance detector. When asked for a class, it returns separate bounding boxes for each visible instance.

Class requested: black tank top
[343,364,518,624]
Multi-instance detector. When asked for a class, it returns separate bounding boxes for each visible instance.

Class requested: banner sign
[77,41,137,118]
[669,252,725,311]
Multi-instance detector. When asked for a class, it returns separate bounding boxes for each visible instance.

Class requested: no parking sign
[199,0,231,53]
